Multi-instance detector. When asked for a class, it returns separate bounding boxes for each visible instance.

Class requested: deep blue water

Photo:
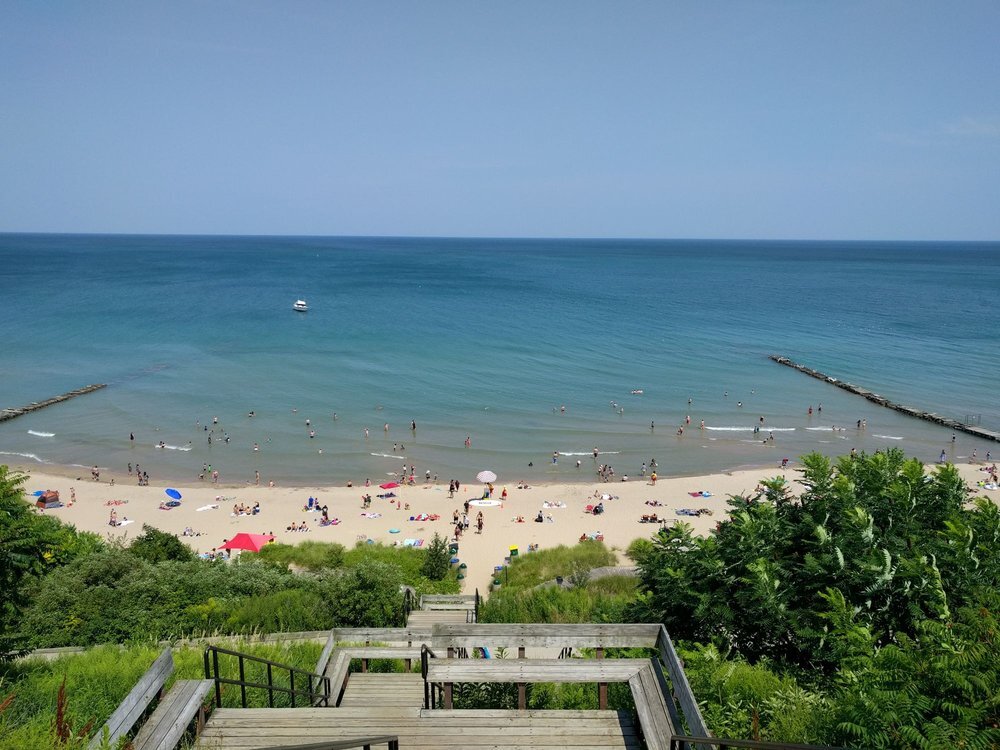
[1,234,997,485]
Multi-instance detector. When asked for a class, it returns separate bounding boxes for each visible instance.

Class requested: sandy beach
[13,461,998,597]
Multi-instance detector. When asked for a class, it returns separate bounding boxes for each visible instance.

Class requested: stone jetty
[0,384,107,423]
[769,356,999,443]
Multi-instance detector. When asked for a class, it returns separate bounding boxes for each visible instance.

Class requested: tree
[0,466,60,660]
[630,450,1000,668]
[420,534,451,581]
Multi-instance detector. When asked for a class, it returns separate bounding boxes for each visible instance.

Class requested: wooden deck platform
[196,707,641,749]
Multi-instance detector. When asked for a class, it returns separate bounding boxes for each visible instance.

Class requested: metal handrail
[421,644,442,710]
[256,738,399,750]
[671,737,841,750]
[402,587,415,623]
[203,644,331,708]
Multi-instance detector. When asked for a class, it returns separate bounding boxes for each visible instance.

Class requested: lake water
[1,234,997,485]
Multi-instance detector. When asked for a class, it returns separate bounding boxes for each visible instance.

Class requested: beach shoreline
[11,459,997,598]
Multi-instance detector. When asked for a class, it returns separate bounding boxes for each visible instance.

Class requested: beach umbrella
[219,532,274,553]
[165,488,182,500]
[32,490,45,496]
[476,470,497,484]
[379,481,400,490]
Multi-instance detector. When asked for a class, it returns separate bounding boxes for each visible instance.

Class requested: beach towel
[688,491,713,498]
[403,538,417,547]
[377,492,397,499]
[119,519,135,527]
[584,504,595,513]
[197,504,219,512]
[362,512,382,519]
[319,518,340,526]
[543,501,566,508]
[414,539,424,547]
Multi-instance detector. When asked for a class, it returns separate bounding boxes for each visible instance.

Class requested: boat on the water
[293,300,309,312]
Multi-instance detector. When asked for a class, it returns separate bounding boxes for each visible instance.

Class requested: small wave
[27,430,56,437]
[873,434,904,440]
[705,426,796,432]
[806,427,832,431]
[371,453,407,460]
[560,451,621,456]
[154,443,193,451]
[0,451,49,464]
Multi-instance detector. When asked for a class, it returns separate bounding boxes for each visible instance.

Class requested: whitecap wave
[872,434,904,440]
[0,451,49,463]
[27,430,55,437]
[560,451,620,456]
[806,427,832,431]
[705,426,796,432]
[154,443,193,451]
[371,453,407,460]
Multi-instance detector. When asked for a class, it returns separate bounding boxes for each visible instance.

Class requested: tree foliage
[420,534,451,581]
[630,450,1000,669]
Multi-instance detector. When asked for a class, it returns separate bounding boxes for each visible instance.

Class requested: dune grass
[0,640,323,750]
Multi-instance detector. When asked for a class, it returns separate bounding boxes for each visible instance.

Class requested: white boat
[293,299,309,312]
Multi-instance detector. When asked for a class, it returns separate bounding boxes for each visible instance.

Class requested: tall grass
[478,542,632,623]
[0,641,323,750]
[492,541,617,591]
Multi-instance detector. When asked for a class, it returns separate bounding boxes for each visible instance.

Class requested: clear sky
[2,2,998,239]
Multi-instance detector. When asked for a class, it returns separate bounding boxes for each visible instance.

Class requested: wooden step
[407,609,472,626]
[339,673,424,707]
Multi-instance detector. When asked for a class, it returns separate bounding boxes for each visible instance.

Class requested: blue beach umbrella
[32,490,45,496]
[165,488,182,500]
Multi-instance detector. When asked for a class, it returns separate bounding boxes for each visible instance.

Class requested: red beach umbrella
[379,481,400,489]
[219,532,275,553]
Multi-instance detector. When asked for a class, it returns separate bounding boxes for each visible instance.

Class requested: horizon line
[2,230,998,245]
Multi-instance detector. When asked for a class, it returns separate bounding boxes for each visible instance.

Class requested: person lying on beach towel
[688,491,713,497]
[645,500,663,506]
[377,492,397,499]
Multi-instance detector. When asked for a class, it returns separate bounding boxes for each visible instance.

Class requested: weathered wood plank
[431,623,659,649]
[90,648,173,749]
[656,625,711,740]
[132,679,213,750]
[314,633,335,678]
[427,658,644,683]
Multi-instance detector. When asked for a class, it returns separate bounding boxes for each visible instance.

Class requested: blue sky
[2,2,998,239]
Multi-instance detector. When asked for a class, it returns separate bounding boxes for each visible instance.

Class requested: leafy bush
[128,525,194,563]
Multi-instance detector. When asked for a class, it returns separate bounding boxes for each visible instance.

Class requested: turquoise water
[1,234,997,485]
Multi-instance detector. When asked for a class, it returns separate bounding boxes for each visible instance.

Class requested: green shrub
[128,525,195,563]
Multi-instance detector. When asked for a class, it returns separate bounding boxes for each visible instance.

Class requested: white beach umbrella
[476,470,498,484]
